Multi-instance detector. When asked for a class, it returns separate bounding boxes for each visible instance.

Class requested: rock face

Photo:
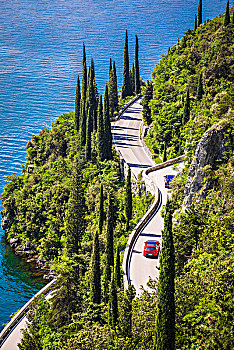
[183,123,231,208]
[1,217,9,230]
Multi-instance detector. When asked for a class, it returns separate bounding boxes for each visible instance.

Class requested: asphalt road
[112,98,181,294]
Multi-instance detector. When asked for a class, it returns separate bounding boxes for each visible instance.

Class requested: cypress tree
[112,61,118,111]
[163,142,167,163]
[90,231,101,304]
[86,59,97,131]
[97,95,105,161]
[66,158,86,257]
[105,194,114,279]
[103,84,112,160]
[125,166,132,231]
[109,60,115,117]
[74,74,81,132]
[196,71,204,101]
[182,88,190,125]
[134,34,140,94]
[142,80,153,125]
[232,12,234,24]
[98,183,104,234]
[121,30,131,99]
[85,107,92,161]
[108,270,118,328]
[114,244,121,289]
[197,0,202,26]
[224,1,230,26]
[119,285,136,337]
[130,63,135,95]
[194,14,197,31]
[109,58,112,81]
[82,43,87,107]
[154,199,175,350]
[80,101,86,147]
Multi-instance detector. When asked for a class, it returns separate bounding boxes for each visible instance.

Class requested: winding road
[112,97,182,294]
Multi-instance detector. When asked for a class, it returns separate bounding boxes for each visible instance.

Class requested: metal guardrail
[0,279,55,347]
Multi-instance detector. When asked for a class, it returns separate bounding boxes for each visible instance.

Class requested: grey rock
[183,123,231,209]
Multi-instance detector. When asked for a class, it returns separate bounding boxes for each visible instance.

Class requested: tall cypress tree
[112,61,118,111]
[109,58,112,81]
[98,183,104,234]
[109,60,115,117]
[103,84,112,160]
[197,0,202,26]
[86,59,97,131]
[97,95,105,161]
[121,30,131,99]
[194,14,197,31]
[105,194,114,279]
[74,74,81,132]
[114,244,121,289]
[182,88,190,125]
[119,285,136,337]
[82,43,87,107]
[90,231,101,304]
[108,270,118,328]
[224,1,230,26]
[130,63,135,95]
[142,80,153,125]
[125,166,132,231]
[196,71,204,101]
[85,107,92,161]
[66,158,86,257]
[80,43,87,146]
[134,34,140,94]
[154,199,175,350]
[80,102,86,147]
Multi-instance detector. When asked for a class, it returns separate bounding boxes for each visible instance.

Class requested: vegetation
[2,4,234,350]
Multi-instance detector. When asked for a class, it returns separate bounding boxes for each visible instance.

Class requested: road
[112,98,181,294]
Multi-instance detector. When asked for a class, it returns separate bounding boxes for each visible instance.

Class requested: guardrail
[110,93,142,122]
[0,279,55,347]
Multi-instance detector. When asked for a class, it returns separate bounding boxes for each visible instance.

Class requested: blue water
[0,0,227,329]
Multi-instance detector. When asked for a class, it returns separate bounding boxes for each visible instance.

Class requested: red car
[143,240,160,258]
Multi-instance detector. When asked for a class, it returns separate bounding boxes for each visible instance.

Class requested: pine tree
[154,199,175,350]
[66,158,86,257]
[74,74,81,132]
[90,231,101,304]
[85,107,92,161]
[108,270,118,328]
[125,166,132,231]
[182,88,190,125]
[121,30,131,99]
[114,244,121,289]
[103,84,112,160]
[196,71,204,101]
[142,80,153,125]
[134,34,140,94]
[119,285,136,337]
[197,0,202,26]
[224,1,230,26]
[97,95,105,161]
[194,14,197,31]
[98,183,104,234]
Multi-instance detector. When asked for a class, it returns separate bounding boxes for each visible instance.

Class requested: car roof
[145,240,159,244]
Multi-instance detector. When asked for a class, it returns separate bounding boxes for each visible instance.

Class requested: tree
[98,183,104,234]
[130,63,135,95]
[86,59,97,131]
[121,30,131,99]
[114,244,121,289]
[119,285,136,337]
[109,58,112,81]
[196,71,204,101]
[103,84,112,160]
[109,59,117,117]
[85,107,92,161]
[108,270,118,328]
[163,142,167,162]
[82,43,87,105]
[80,43,87,146]
[224,1,230,26]
[142,80,153,125]
[135,34,140,94]
[97,95,105,161]
[66,158,86,257]
[80,101,86,147]
[154,199,175,350]
[105,194,114,279]
[125,166,132,231]
[112,61,118,111]
[90,231,101,304]
[194,14,197,31]
[182,88,190,125]
[74,74,81,132]
[197,0,202,26]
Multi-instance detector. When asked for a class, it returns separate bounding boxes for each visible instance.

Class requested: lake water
[0,0,227,329]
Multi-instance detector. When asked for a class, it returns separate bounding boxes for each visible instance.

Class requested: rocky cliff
[183,122,231,208]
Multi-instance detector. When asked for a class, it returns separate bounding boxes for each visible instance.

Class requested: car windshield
[146,247,155,251]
